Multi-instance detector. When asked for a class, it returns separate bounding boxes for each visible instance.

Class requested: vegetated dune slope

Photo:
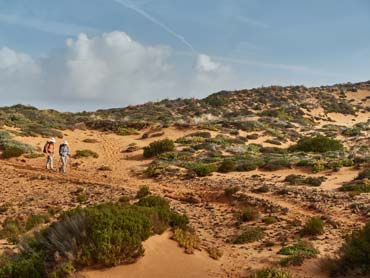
[0,82,369,278]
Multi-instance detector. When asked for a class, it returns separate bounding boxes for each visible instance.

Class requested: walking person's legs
[60,156,67,173]
[46,154,51,169]
[50,154,54,169]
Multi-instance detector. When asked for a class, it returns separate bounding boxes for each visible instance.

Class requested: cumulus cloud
[0,32,238,110]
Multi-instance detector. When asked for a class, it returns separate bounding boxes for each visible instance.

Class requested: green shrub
[116,127,139,136]
[145,162,169,178]
[263,216,278,225]
[327,222,370,276]
[231,227,264,244]
[262,158,291,171]
[339,181,370,193]
[218,159,236,173]
[0,131,34,159]
[289,136,343,153]
[357,169,370,180]
[0,218,24,243]
[77,194,88,203]
[0,196,186,276]
[284,174,323,187]
[186,162,217,177]
[136,186,151,199]
[74,149,99,159]
[25,214,49,231]
[301,217,324,236]
[278,241,319,257]
[247,268,291,278]
[239,207,259,222]
[1,147,25,159]
[143,139,175,158]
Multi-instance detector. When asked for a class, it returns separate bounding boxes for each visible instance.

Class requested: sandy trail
[83,231,222,278]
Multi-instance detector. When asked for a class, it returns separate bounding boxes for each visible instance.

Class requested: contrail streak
[113,0,195,52]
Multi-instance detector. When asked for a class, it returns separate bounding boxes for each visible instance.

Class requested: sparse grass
[74,149,99,159]
[301,217,324,237]
[231,227,264,244]
[172,228,200,254]
[77,193,88,203]
[247,268,291,278]
[25,214,49,231]
[278,241,319,266]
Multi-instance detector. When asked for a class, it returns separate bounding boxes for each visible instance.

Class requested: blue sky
[0,0,369,110]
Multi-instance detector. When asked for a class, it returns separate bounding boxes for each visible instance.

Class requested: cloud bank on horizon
[0,32,239,110]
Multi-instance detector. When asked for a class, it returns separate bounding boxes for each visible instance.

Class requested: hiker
[44,138,56,170]
[59,141,70,174]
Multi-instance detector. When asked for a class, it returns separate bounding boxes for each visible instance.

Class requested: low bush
[239,207,259,222]
[0,196,187,276]
[247,268,291,278]
[278,240,319,257]
[172,228,200,254]
[224,186,240,199]
[145,162,170,178]
[0,131,34,159]
[284,174,323,187]
[339,181,370,193]
[301,217,324,236]
[263,216,278,225]
[25,214,49,231]
[143,139,175,158]
[357,169,370,180]
[116,127,139,136]
[325,222,370,276]
[289,135,343,153]
[231,227,264,244]
[74,149,99,159]
[218,158,236,173]
[262,158,291,171]
[185,162,217,177]
[136,186,151,199]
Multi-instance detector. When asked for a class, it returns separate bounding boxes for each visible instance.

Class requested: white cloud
[195,54,223,72]
[0,32,238,110]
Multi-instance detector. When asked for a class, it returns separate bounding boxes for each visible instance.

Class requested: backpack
[43,142,49,154]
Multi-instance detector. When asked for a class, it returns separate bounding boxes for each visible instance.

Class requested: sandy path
[83,231,222,278]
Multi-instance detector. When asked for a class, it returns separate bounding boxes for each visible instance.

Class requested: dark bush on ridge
[143,139,175,158]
